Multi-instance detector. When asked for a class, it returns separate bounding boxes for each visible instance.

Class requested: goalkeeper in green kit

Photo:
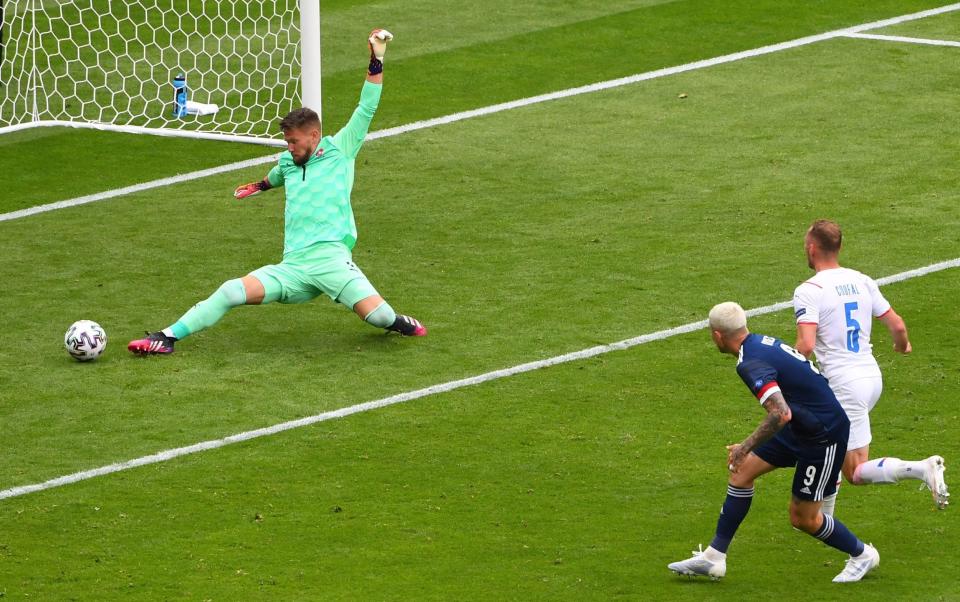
[129,29,425,355]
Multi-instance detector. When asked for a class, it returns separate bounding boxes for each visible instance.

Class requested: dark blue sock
[710,485,754,553]
[813,514,865,556]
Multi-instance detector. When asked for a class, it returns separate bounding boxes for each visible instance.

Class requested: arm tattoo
[740,392,790,453]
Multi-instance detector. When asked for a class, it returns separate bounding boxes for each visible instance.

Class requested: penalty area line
[2,2,959,224]
[1,256,958,502]
[841,32,960,48]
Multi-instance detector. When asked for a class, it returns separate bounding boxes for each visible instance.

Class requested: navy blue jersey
[736,333,849,443]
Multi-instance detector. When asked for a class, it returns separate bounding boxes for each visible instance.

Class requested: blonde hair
[709,301,747,335]
[808,219,842,254]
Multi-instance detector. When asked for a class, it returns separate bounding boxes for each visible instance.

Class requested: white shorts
[830,375,883,450]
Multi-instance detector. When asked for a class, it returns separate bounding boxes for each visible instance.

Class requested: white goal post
[0,0,323,147]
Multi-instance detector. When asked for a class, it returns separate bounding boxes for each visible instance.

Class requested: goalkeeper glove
[368,29,393,61]
[234,180,270,199]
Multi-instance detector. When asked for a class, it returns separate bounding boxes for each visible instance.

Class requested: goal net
[0,0,320,146]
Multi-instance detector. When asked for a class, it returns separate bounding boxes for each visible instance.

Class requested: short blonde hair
[808,219,842,254]
[709,301,747,334]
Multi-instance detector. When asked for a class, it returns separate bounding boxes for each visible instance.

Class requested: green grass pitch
[1,1,958,599]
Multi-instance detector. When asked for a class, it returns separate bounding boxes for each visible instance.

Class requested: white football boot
[668,545,726,580]
[920,455,949,510]
[832,543,879,583]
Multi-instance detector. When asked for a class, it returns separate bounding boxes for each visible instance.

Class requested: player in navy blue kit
[668,302,880,583]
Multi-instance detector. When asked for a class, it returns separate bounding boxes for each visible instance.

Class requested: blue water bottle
[172,73,187,117]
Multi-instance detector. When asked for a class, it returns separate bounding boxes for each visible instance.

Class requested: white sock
[821,492,838,516]
[161,327,175,338]
[704,546,726,561]
[856,457,927,484]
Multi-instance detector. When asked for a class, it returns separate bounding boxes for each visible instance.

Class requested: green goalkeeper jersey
[267,81,381,255]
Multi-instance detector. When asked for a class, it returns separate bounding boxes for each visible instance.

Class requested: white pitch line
[842,32,960,48]
[2,2,959,225]
[0,154,279,223]
[844,2,960,33]
[1,256,958,502]
[367,2,960,142]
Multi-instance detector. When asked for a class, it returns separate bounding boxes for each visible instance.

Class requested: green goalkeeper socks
[169,278,247,340]
[363,301,397,328]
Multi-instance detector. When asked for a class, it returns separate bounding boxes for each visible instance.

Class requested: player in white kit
[793,220,949,513]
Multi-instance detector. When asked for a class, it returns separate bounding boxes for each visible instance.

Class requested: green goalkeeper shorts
[249,241,379,309]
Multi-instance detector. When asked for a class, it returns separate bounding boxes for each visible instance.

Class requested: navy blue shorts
[753,434,847,501]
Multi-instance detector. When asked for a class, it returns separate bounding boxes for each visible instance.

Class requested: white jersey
[793,267,892,386]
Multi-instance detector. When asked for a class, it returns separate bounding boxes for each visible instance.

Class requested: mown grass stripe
[3,2,958,224]
[2,256,957,502]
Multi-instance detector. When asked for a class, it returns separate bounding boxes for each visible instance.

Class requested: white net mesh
[0,0,302,141]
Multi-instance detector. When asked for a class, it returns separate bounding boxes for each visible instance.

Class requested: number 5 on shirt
[844,301,861,352]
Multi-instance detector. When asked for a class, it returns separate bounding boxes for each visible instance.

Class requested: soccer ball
[64,320,107,362]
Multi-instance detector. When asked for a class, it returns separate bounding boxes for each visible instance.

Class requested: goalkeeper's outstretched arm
[328,28,392,158]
